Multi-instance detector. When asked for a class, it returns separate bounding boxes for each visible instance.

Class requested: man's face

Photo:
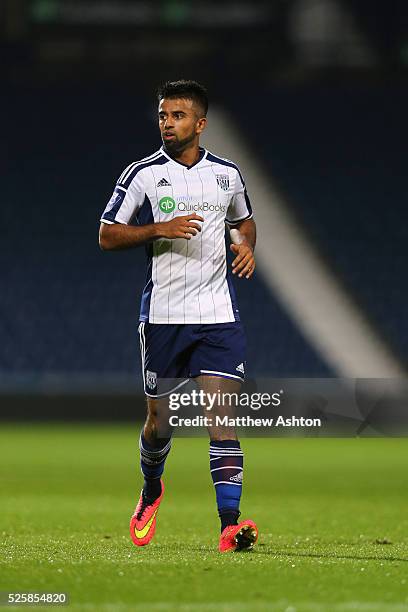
[158,97,206,155]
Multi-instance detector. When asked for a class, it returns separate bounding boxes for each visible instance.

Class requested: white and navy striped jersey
[100,146,253,324]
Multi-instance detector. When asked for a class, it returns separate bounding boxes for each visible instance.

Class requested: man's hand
[99,213,204,251]
[157,214,204,240]
[230,243,255,279]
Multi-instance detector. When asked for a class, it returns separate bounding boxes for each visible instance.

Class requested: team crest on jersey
[146,370,157,390]
[216,174,229,191]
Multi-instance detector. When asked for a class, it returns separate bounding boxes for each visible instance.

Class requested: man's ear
[196,117,207,135]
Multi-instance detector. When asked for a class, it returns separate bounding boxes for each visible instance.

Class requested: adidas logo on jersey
[230,471,243,483]
[236,363,245,375]
[157,178,171,187]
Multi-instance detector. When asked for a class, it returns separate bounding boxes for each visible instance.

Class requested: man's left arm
[229,218,257,279]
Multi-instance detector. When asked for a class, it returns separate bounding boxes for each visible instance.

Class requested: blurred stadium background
[2,0,408,419]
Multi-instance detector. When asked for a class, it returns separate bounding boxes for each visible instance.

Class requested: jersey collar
[160,146,207,170]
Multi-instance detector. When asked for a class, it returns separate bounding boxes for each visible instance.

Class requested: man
[99,80,257,552]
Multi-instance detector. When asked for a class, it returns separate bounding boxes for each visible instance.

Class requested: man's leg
[130,321,193,546]
[130,396,173,547]
[196,375,243,531]
[196,374,258,551]
[139,396,173,503]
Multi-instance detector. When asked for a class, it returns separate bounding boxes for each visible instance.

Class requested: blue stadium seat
[229,84,408,366]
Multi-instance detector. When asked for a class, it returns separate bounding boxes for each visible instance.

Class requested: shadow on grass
[254,548,408,563]
[143,542,408,563]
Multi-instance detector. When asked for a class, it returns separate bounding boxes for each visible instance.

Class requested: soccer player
[99,80,257,552]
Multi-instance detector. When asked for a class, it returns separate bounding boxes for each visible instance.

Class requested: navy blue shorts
[138,322,246,398]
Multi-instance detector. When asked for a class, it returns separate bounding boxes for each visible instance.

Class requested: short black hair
[157,80,208,117]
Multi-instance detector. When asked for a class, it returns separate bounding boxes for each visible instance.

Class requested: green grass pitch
[1,424,408,611]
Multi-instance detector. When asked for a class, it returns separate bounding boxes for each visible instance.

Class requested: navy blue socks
[209,439,243,532]
[139,434,243,530]
[139,432,171,502]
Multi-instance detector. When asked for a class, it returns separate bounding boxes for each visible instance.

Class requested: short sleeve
[100,169,145,225]
[225,169,253,226]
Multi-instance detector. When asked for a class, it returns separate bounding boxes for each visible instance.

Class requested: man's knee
[144,397,172,441]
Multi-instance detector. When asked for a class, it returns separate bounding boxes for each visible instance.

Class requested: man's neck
[171,143,201,167]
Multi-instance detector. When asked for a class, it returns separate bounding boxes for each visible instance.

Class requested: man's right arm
[99,214,204,251]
